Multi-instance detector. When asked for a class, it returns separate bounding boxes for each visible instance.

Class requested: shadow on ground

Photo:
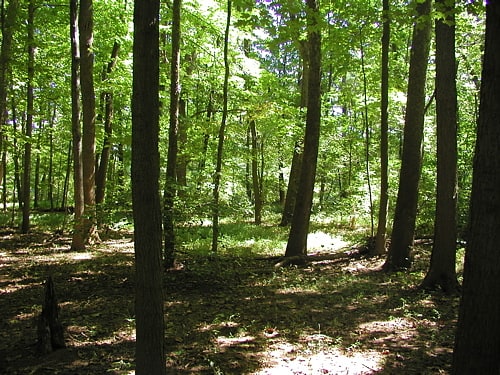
[0,227,459,374]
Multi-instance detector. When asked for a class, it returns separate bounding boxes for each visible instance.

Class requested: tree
[284,0,321,259]
[383,0,432,271]
[452,1,500,372]
[131,0,166,373]
[420,0,459,294]
[211,0,231,254]
[164,0,182,268]
[79,0,99,244]
[0,0,19,188]
[21,0,35,234]
[373,0,390,256]
[70,0,85,251]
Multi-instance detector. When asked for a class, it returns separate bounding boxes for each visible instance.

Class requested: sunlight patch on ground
[255,343,382,374]
[307,231,348,253]
[72,252,93,260]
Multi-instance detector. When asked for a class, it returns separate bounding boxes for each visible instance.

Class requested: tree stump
[37,276,65,354]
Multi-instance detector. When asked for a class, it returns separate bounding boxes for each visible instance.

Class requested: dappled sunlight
[72,252,93,260]
[255,343,382,374]
[307,231,349,253]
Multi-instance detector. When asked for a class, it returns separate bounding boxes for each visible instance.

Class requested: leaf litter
[0,228,459,374]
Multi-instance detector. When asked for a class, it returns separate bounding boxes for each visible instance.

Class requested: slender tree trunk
[211,0,231,253]
[21,0,35,234]
[70,0,85,251]
[79,0,99,244]
[250,119,262,224]
[383,0,432,271]
[164,0,181,268]
[96,41,120,205]
[0,0,19,187]
[284,0,321,259]
[420,0,459,294]
[61,140,72,210]
[132,1,165,374]
[48,105,55,210]
[452,2,500,372]
[373,0,391,255]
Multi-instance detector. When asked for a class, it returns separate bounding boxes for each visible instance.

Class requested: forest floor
[0,223,460,374]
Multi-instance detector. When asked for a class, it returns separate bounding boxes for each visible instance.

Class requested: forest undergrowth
[0,219,460,374]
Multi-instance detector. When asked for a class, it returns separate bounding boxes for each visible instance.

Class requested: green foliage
[0,0,484,244]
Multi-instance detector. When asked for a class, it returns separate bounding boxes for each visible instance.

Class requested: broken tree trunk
[37,276,65,354]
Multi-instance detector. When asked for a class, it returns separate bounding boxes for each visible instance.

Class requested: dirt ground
[0,228,459,374]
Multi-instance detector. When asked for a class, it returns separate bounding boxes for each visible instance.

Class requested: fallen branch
[274,246,369,268]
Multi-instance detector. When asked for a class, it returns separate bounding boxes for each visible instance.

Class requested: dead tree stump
[37,276,65,354]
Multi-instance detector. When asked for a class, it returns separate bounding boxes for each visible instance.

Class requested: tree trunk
[61,140,72,210]
[373,0,390,256]
[132,0,166,373]
[164,0,181,268]
[284,0,321,259]
[0,0,19,188]
[70,0,85,251]
[250,119,263,225]
[280,140,303,226]
[383,0,432,271]
[211,0,231,254]
[452,2,500,373]
[420,0,459,294]
[21,0,35,234]
[79,0,99,244]
[96,41,120,205]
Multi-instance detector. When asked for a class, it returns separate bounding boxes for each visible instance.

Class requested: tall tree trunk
[21,0,35,234]
[70,0,85,251]
[211,0,231,253]
[452,2,500,372]
[132,0,166,374]
[0,0,19,188]
[250,119,262,225]
[420,0,459,294]
[164,0,181,268]
[96,41,120,205]
[61,140,72,210]
[79,0,99,244]
[48,105,55,210]
[383,0,432,271]
[373,0,390,256]
[284,0,321,259]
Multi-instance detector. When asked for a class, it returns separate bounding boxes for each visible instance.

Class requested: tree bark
[0,0,19,188]
[420,0,459,294]
[70,0,85,251]
[164,0,181,268]
[21,0,35,234]
[383,0,432,271]
[211,0,231,253]
[132,0,166,373]
[452,2,500,373]
[250,119,263,225]
[79,0,99,244]
[284,0,321,258]
[373,0,390,256]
